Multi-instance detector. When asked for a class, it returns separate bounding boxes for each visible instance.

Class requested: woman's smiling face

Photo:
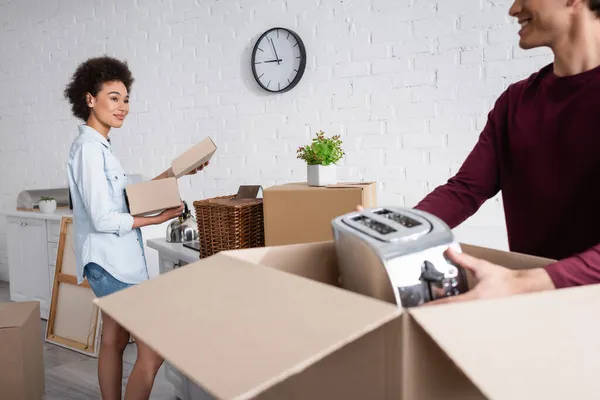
[86,80,130,129]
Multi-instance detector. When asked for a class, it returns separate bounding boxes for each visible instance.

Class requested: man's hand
[354,205,555,305]
[187,161,209,176]
[428,248,555,306]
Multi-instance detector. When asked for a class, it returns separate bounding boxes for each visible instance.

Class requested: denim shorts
[84,263,134,298]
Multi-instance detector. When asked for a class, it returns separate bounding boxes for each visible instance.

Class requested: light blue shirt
[67,124,148,285]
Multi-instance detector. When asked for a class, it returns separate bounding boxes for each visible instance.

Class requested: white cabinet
[4,212,68,320]
[7,217,51,318]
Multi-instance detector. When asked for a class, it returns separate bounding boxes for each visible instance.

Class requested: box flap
[0,302,38,329]
[94,253,401,399]
[409,284,600,400]
[222,241,340,287]
[171,137,217,178]
[460,243,555,270]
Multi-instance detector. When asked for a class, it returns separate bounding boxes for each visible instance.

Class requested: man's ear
[566,0,587,9]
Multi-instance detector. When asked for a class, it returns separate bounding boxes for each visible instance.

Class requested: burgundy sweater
[414,63,600,289]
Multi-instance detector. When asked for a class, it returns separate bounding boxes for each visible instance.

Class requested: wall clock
[251,27,307,94]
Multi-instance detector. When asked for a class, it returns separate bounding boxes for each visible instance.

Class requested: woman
[64,56,207,400]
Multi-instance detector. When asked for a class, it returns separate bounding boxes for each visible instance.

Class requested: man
[414,0,600,304]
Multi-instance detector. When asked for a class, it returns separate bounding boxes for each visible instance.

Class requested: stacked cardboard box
[263,182,377,246]
[0,302,45,400]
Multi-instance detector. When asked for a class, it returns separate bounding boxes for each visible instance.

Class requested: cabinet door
[6,217,50,319]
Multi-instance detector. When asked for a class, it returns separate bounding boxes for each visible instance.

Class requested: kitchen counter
[1,208,73,221]
[147,238,200,265]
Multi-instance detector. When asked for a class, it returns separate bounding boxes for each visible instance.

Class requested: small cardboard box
[126,137,217,216]
[94,241,597,399]
[0,302,45,400]
[263,182,377,246]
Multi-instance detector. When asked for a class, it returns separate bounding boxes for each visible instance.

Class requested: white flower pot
[39,199,57,213]
[307,164,337,187]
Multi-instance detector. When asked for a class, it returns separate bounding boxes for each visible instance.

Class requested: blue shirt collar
[78,124,111,148]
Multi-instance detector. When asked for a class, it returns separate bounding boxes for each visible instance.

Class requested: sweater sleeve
[544,247,600,288]
[413,89,509,228]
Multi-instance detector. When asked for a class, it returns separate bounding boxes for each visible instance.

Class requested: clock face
[251,28,307,93]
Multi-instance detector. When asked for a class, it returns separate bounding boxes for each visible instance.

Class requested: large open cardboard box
[125,137,217,216]
[95,241,599,399]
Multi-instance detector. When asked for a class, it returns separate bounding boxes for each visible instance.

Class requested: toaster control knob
[420,261,445,283]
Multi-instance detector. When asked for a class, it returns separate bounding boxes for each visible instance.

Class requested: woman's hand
[186,161,209,175]
[132,202,185,229]
[157,203,185,223]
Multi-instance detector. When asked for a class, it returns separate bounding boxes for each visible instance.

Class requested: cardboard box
[126,137,217,216]
[126,177,181,216]
[166,137,218,178]
[94,240,596,400]
[263,182,377,246]
[0,302,45,400]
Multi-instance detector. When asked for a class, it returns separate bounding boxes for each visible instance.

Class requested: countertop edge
[146,238,200,264]
[1,210,73,221]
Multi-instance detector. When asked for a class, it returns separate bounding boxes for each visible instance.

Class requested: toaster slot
[352,215,396,235]
[374,209,422,228]
[338,206,433,243]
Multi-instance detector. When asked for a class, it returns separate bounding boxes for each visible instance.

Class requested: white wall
[0,0,553,281]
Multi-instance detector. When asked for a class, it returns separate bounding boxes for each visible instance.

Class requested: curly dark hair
[64,56,134,121]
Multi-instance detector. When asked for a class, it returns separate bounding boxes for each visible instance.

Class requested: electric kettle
[166,201,199,243]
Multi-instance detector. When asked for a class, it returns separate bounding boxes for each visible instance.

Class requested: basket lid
[208,197,263,207]
[236,185,263,199]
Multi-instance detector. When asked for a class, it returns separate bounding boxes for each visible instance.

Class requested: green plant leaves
[297,130,345,166]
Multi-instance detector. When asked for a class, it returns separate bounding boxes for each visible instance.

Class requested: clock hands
[252,28,305,93]
[268,37,281,65]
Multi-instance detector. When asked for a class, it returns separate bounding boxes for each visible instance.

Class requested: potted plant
[297,130,345,187]
[39,196,57,213]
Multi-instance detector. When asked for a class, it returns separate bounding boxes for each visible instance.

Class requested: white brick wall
[0,0,554,281]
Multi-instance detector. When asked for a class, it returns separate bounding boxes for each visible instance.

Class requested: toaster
[331,206,469,307]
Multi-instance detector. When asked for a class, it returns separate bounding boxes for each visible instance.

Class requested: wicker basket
[193,195,265,258]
